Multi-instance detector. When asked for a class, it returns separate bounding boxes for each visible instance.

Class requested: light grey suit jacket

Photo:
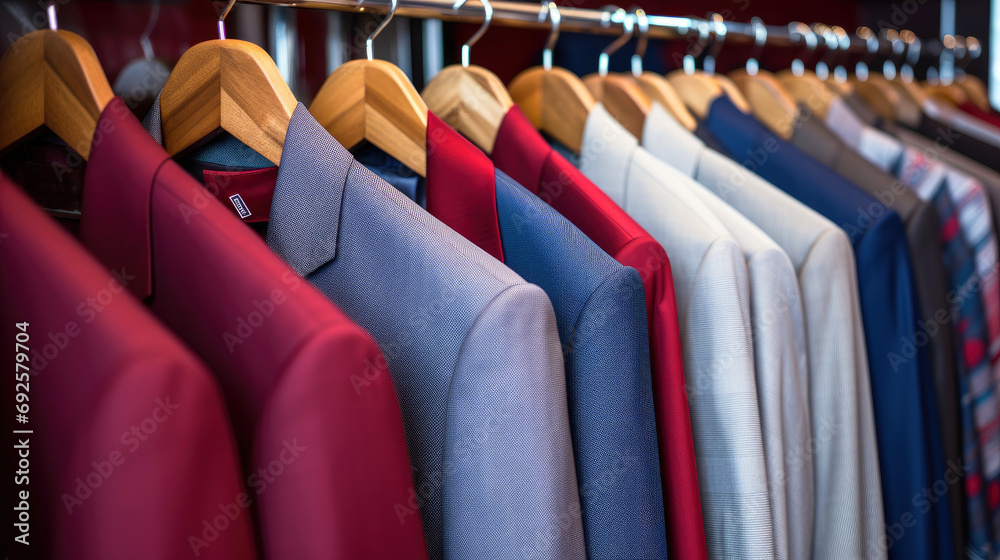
[640,103,886,560]
[579,103,776,560]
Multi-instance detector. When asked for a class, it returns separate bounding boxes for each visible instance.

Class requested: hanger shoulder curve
[665,69,721,119]
[422,64,512,154]
[712,73,754,114]
[774,69,837,119]
[0,30,113,160]
[159,39,296,166]
[311,58,428,176]
[634,72,697,131]
[729,69,798,140]
[508,66,594,154]
[956,75,990,110]
[582,73,650,139]
[922,81,966,106]
[849,75,899,122]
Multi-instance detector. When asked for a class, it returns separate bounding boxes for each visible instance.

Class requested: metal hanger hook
[682,19,711,75]
[597,6,633,77]
[140,0,161,60]
[813,23,838,79]
[46,1,57,30]
[453,0,492,67]
[788,21,816,77]
[746,16,766,76]
[538,1,561,71]
[702,13,726,75]
[881,28,903,80]
[831,25,850,82]
[361,0,398,60]
[630,8,648,77]
[217,0,236,40]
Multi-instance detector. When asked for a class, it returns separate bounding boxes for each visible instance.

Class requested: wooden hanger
[851,75,900,122]
[311,0,428,175]
[775,69,838,120]
[729,69,798,139]
[422,0,512,154]
[158,0,296,165]
[0,8,113,160]
[956,76,989,110]
[634,73,697,131]
[580,8,650,139]
[665,18,750,119]
[614,8,695,132]
[508,2,595,153]
[922,82,965,106]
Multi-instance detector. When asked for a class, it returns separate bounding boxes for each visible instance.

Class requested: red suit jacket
[4,97,428,559]
[0,175,255,559]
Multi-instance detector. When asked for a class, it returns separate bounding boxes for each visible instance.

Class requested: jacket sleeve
[254,322,429,560]
[568,265,669,558]
[856,210,937,559]
[685,238,775,559]
[69,354,257,560]
[445,282,586,560]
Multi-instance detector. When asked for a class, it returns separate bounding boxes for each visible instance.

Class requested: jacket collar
[80,97,168,301]
[266,104,349,276]
[493,105,549,194]
[424,111,504,262]
[641,102,704,177]
[577,103,636,207]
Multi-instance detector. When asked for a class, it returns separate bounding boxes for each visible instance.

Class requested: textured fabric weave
[264,106,586,560]
[362,112,668,559]
[492,105,706,560]
[578,103,775,560]
[643,102,812,560]
[0,175,256,560]
[707,95,940,560]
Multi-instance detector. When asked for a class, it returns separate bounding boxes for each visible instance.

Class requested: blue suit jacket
[704,96,954,560]
[358,112,669,559]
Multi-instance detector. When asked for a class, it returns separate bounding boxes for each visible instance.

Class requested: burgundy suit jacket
[0,175,254,559]
[49,98,426,559]
[492,106,707,560]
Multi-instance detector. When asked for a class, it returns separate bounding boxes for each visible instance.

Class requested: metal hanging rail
[237,0,974,59]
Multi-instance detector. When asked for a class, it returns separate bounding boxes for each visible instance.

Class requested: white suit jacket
[641,103,886,560]
[579,103,775,559]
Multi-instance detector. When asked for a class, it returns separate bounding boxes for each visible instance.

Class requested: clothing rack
[237,0,978,60]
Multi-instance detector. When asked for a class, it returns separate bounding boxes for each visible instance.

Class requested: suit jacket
[884,121,1000,252]
[149,103,588,560]
[908,102,1000,170]
[357,111,668,559]
[579,103,775,559]
[788,114,965,557]
[705,95,945,560]
[491,105,706,560]
[642,103,812,560]
[642,102,885,560]
[78,97,427,560]
[0,175,254,560]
